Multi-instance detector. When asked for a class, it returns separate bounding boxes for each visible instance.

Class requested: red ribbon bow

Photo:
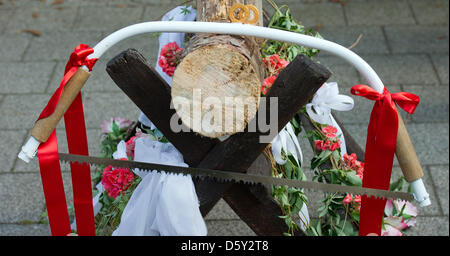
[350,84,419,236]
[37,44,97,236]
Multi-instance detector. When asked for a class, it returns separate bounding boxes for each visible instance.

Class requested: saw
[59,153,414,201]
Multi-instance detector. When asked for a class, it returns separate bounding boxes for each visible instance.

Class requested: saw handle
[395,110,430,206]
[395,110,424,182]
[30,68,91,143]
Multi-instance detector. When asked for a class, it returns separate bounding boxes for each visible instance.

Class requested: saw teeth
[58,153,414,202]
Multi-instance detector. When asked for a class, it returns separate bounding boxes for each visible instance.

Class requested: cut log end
[171,44,261,138]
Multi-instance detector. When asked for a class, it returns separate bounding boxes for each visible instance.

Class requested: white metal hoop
[87,21,385,93]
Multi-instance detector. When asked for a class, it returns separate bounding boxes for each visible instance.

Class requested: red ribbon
[351,84,419,236]
[37,44,98,236]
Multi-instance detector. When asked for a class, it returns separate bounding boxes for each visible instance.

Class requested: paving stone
[404,216,449,236]
[409,0,449,25]
[142,3,188,22]
[51,0,138,7]
[48,60,122,93]
[0,173,46,223]
[0,62,55,94]
[359,54,440,86]
[6,6,77,32]
[205,199,239,220]
[0,130,27,172]
[206,220,256,236]
[99,33,160,65]
[303,190,325,219]
[430,54,449,85]
[13,128,103,172]
[344,0,415,25]
[402,85,449,123]
[317,26,389,56]
[0,170,81,223]
[429,165,449,215]
[315,55,363,88]
[134,0,176,4]
[0,94,52,130]
[0,9,12,33]
[0,33,31,61]
[0,224,50,236]
[24,31,105,61]
[385,25,449,54]
[415,168,444,216]
[82,91,140,129]
[297,129,315,169]
[73,6,144,33]
[0,0,77,8]
[283,2,346,28]
[345,123,449,166]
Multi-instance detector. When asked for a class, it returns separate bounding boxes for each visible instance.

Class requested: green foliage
[262,1,321,61]
[95,177,141,236]
[271,142,309,236]
[99,121,129,159]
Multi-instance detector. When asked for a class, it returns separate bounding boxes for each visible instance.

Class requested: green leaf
[345,171,363,186]
[390,176,406,191]
[316,220,322,236]
[112,121,119,135]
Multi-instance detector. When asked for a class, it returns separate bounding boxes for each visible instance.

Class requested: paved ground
[0,0,448,236]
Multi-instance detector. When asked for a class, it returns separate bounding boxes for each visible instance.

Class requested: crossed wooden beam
[106,49,365,236]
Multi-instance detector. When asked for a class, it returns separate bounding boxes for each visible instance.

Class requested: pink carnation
[125,136,136,159]
[344,153,364,176]
[314,140,331,151]
[322,125,338,138]
[158,42,183,77]
[343,194,352,205]
[101,117,132,134]
[101,165,134,199]
[381,224,403,236]
[328,140,341,151]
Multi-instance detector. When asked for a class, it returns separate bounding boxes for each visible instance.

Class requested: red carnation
[101,165,134,199]
[158,42,183,77]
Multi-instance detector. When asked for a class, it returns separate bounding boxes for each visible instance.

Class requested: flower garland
[303,115,418,236]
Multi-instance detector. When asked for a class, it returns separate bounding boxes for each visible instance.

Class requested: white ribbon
[271,123,303,167]
[305,82,354,158]
[271,123,309,231]
[112,138,206,236]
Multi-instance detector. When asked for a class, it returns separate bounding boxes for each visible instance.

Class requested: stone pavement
[0,0,448,236]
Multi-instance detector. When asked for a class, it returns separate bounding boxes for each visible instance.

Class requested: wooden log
[106,48,219,166]
[195,54,331,215]
[171,0,265,138]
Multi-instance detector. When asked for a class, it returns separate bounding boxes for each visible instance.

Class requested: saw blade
[59,153,414,201]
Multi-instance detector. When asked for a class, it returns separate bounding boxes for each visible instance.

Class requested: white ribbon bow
[305,82,354,157]
[271,123,303,167]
